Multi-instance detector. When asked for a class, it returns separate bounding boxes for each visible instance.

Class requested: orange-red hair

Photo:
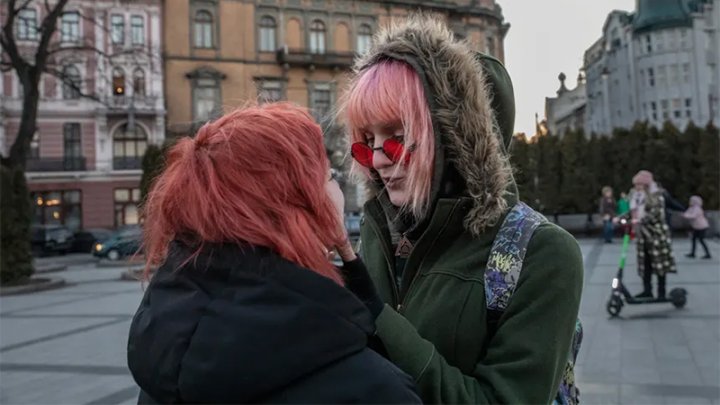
[142,103,344,285]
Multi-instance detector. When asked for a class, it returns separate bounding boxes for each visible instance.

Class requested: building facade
[162,0,509,209]
[545,72,587,136]
[583,0,720,136]
[0,0,165,231]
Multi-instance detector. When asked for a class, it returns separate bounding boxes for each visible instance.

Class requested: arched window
[113,123,148,170]
[62,65,81,99]
[356,24,372,54]
[309,20,326,54]
[194,10,214,48]
[133,68,145,97]
[112,67,125,96]
[259,16,276,52]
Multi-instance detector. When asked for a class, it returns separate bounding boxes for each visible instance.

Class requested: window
[682,63,691,83]
[669,64,679,85]
[32,190,82,230]
[310,83,332,122]
[111,15,125,44]
[259,16,276,52]
[357,24,372,54]
[647,67,655,87]
[131,16,144,46]
[63,123,84,170]
[661,99,669,120]
[114,188,141,226]
[112,67,125,96]
[645,34,652,53]
[113,123,147,170]
[672,98,682,118]
[668,29,677,50]
[680,29,689,49]
[651,101,658,121]
[657,65,667,87]
[62,65,81,99]
[686,98,692,118]
[485,36,495,57]
[656,31,665,52]
[61,12,80,43]
[257,80,283,103]
[17,8,38,40]
[193,10,214,48]
[639,69,645,88]
[309,20,326,54]
[193,78,220,121]
[133,68,145,97]
[189,67,224,122]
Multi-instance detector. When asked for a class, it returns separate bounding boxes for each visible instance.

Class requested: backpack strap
[485,202,547,313]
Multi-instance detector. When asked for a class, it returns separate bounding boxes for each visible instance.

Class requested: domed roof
[632,0,695,33]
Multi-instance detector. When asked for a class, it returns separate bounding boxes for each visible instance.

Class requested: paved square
[0,238,718,404]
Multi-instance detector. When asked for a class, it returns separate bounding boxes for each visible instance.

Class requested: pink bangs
[344,59,435,218]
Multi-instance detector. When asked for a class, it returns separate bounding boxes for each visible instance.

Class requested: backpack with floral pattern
[485,202,583,405]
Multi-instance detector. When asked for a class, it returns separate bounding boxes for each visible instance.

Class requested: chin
[388,192,410,207]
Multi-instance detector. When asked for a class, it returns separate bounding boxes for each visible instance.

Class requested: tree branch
[14,0,34,14]
[34,0,70,75]
[42,65,110,107]
[1,0,29,73]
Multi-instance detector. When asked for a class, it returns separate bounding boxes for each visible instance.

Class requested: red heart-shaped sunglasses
[351,139,416,168]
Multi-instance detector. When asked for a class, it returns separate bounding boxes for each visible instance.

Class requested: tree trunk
[4,69,40,171]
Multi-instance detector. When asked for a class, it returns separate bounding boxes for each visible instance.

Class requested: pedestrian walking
[600,186,617,243]
[683,195,712,259]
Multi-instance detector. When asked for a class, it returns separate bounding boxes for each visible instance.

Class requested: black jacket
[127,241,420,404]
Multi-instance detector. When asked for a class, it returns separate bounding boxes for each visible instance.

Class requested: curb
[97,260,144,268]
[120,267,144,281]
[33,264,68,274]
[0,277,67,296]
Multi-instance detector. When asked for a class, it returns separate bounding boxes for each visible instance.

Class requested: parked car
[31,224,74,256]
[93,225,143,261]
[71,228,113,253]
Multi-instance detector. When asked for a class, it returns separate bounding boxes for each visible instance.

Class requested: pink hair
[344,59,435,219]
[142,103,344,285]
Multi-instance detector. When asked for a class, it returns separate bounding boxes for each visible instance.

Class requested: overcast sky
[501,0,636,136]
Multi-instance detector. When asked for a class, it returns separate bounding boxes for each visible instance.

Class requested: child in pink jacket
[683,195,712,259]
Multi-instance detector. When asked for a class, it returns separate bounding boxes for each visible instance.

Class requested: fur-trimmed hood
[353,14,515,235]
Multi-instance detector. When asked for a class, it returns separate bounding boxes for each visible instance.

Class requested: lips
[383,177,404,188]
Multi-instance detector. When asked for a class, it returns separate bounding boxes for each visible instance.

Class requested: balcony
[26,157,87,172]
[113,156,142,170]
[108,95,160,110]
[276,48,355,69]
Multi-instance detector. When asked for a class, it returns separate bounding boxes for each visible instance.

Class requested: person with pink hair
[334,14,583,404]
[631,170,677,299]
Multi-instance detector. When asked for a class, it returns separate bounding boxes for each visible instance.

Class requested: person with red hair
[126,103,420,404]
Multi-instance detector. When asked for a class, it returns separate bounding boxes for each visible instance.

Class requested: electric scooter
[606,217,687,317]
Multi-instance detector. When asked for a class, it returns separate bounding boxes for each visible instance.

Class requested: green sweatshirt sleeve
[374,224,584,404]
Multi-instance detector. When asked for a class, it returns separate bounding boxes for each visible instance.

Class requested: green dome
[632,0,694,33]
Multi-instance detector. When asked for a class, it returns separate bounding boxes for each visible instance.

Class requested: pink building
[1,0,164,231]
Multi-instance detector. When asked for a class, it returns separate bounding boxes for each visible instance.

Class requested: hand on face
[325,172,356,261]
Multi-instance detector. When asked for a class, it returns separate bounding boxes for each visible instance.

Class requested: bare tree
[0,0,155,170]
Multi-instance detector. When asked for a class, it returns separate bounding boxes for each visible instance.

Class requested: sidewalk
[576,237,720,404]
